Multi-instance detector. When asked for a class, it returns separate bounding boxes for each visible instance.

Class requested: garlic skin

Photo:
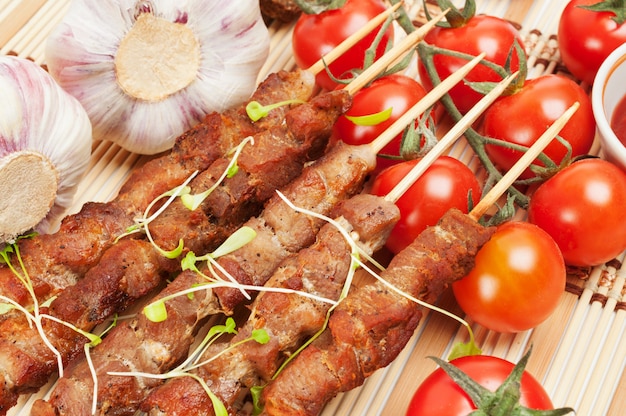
[0,56,92,242]
[45,0,271,155]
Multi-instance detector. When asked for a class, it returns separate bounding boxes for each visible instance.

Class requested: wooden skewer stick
[307,1,405,76]
[384,71,519,204]
[344,9,450,95]
[469,101,581,221]
[368,51,487,155]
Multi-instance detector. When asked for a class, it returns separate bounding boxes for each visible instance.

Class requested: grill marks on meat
[25,92,355,416]
[0,69,316,310]
[140,194,400,415]
[259,209,496,416]
[32,141,377,416]
[3,85,342,415]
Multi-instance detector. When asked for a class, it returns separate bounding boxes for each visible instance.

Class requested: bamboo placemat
[2,1,625,415]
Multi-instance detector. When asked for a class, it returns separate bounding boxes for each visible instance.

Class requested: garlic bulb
[0,56,92,243]
[45,0,271,155]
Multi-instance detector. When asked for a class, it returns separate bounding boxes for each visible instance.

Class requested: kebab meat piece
[0,68,316,310]
[134,70,516,416]
[0,86,352,415]
[259,103,582,416]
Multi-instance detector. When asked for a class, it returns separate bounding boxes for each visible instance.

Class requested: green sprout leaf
[448,337,482,361]
[251,328,270,344]
[207,388,229,416]
[159,238,185,259]
[143,300,168,323]
[210,226,257,259]
[181,251,200,273]
[246,99,305,122]
[250,384,266,415]
[206,317,238,340]
[0,302,14,315]
[345,107,393,126]
[181,137,253,211]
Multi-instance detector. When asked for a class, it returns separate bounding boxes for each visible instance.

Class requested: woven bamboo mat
[2,1,625,415]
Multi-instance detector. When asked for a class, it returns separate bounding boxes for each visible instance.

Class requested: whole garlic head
[0,56,92,243]
[45,0,271,155]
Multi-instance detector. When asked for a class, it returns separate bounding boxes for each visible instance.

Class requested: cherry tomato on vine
[558,0,626,85]
[453,221,565,333]
[482,74,595,179]
[370,156,481,254]
[418,13,525,114]
[528,158,626,267]
[332,74,432,173]
[406,354,556,415]
[291,0,394,91]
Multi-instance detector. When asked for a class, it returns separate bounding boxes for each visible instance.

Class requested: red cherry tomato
[292,0,394,91]
[332,74,431,173]
[528,158,626,267]
[558,0,626,85]
[370,156,481,254]
[406,355,555,415]
[482,74,595,179]
[453,221,566,333]
[418,14,525,114]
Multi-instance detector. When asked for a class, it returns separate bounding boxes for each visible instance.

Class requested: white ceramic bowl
[592,41,626,171]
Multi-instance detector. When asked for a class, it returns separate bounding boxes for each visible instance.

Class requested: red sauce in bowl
[612,94,626,145]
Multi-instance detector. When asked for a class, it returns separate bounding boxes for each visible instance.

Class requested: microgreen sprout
[144,226,258,322]
[345,107,393,126]
[246,99,306,122]
[115,136,255,262]
[0,234,37,312]
[116,172,198,242]
[108,317,269,416]
[181,136,254,211]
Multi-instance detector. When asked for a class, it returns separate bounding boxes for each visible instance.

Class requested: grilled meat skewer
[0,69,315,309]
[260,209,496,415]
[30,51,487,416]
[30,139,375,416]
[140,193,400,415]
[1,88,348,415]
[257,103,582,416]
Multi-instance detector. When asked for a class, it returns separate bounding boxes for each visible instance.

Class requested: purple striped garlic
[0,56,92,243]
[45,0,271,155]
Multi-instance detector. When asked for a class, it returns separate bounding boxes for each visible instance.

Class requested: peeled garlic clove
[0,56,92,243]
[45,0,271,155]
